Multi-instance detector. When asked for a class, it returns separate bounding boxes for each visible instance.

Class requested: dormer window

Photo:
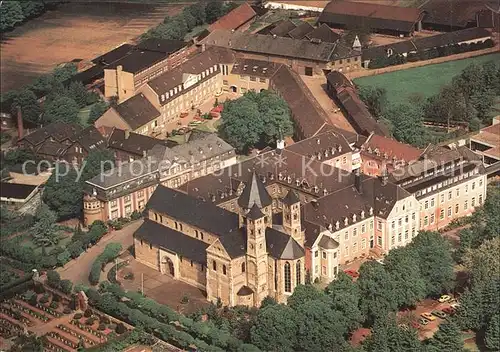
[296,179,300,186]
[313,185,319,193]
[328,223,333,231]
[287,176,292,183]
[335,221,340,230]
[344,217,348,226]
[278,172,283,180]
[361,210,365,219]
[323,189,328,196]
[369,207,373,216]
[352,214,357,222]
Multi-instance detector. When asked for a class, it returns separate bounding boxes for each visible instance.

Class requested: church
[133,171,306,307]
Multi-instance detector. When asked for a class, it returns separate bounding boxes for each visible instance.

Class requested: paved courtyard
[118,258,210,315]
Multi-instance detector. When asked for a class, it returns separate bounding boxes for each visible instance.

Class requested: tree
[384,247,426,308]
[43,164,84,219]
[88,101,109,125]
[485,314,500,351]
[60,279,73,294]
[409,231,454,297]
[469,117,481,132]
[358,86,388,119]
[325,272,364,331]
[294,299,349,352]
[260,296,277,308]
[364,314,421,352]
[382,103,428,147]
[219,91,293,153]
[426,320,464,352]
[463,237,500,285]
[250,304,298,352]
[0,1,25,32]
[57,250,71,267]
[47,270,61,288]
[205,0,224,23]
[357,261,398,324]
[32,203,60,246]
[287,284,324,310]
[20,1,46,18]
[11,89,43,123]
[44,96,80,124]
[66,81,91,108]
[186,2,206,25]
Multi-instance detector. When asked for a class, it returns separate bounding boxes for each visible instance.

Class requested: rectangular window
[471,197,475,207]
[440,194,444,203]
[448,191,452,200]
[424,216,429,226]
[322,252,326,259]
[377,221,382,230]
[391,236,395,245]
[430,198,435,207]
[250,76,256,82]
[472,182,475,190]
[424,200,429,209]
[353,228,357,236]
[430,213,435,224]
[378,236,383,246]
[465,184,469,193]
[412,212,415,220]
[455,204,459,214]
[361,239,366,249]
[124,195,131,203]
[464,200,468,210]
[456,189,460,197]
[392,221,395,229]
[345,231,348,240]
[405,215,408,223]
[479,194,483,204]
[479,178,483,187]
[447,207,452,217]
[344,246,349,257]
[398,233,402,242]
[440,209,445,220]
[370,220,373,230]
[223,80,228,85]
[398,218,402,227]
[259,78,266,83]
[404,229,409,240]
[362,224,366,233]
[315,251,319,257]
[353,242,357,253]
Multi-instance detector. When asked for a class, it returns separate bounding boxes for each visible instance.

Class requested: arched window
[296,260,301,286]
[284,262,291,293]
[241,263,246,273]
[223,265,227,275]
[213,261,217,271]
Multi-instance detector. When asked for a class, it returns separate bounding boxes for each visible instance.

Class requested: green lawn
[353,53,500,105]
[78,104,95,127]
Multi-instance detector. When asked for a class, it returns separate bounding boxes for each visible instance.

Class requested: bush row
[88,243,123,285]
[368,39,495,69]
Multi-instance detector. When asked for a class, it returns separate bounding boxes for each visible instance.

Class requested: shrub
[63,307,72,314]
[47,270,61,288]
[86,317,96,325]
[52,294,61,302]
[181,294,190,304]
[33,283,46,294]
[40,293,50,304]
[74,313,83,320]
[89,261,103,285]
[130,210,142,221]
[100,316,110,324]
[84,309,93,318]
[50,301,59,309]
[98,323,106,331]
[115,322,126,334]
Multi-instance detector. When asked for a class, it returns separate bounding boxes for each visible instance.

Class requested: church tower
[237,171,273,226]
[282,190,304,246]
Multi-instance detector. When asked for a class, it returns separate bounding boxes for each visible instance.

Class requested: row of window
[391,213,416,229]
[284,261,301,293]
[343,239,367,257]
[423,195,482,226]
[238,76,267,83]
[415,169,481,197]
[391,228,416,246]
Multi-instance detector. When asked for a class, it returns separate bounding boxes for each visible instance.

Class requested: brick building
[208,2,257,33]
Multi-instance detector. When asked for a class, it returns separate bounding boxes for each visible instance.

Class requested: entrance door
[164,257,175,277]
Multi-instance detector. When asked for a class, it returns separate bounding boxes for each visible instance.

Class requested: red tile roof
[208,3,257,32]
[363,134,422,162]
[322,0,422,22]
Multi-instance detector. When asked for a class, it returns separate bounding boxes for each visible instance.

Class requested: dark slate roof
[92,44,134,65]
[266,228,305,260]
[136,39,188,54]
[326,71,353,90]
[282,190,300,205]
[420,0,496,28]
[246,203,265,219]
[362,40,417,61]
[134,219,209,264]
[187,129,213,142]
[35,140,67,157]
[21,122,82,146]
[0,182,38,200]
[106,50,166,74]
[237,285,254,296]
[270,20,297,37]
[147,185,241,237]
[75,126,106,152]
[288,22,315,39]
[306,23,341,43]
[230,58,281,78]
[108,128,165,156]
[64,64,105,86]
[319,235,339,249]
[201,30,345,62]
[319,0,423,33]
[237,171,272,209]
[114,94,161,130]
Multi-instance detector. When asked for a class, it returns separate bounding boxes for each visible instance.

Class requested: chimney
[354,168,362,193]
[124,129,130,139]
[116,65,124,101]
[16,105,24,140]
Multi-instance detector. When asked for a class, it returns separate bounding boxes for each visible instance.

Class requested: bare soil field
[0,2,184,93]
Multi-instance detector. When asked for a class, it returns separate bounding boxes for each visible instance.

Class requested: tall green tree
[294,299,349,352]
[88,101,109,125]
[364,314,422,352]
[485,314,500,351]
[384,247,426,308]
[426,320,465,352]
[287,284,324,310]
[357,261,398,324]
[463,237,500,285]
[44,96,80,124]
[43,164,84,219]
[20,1,46,18]
[205,0,224,23]
[11,89,42,124]
[382,103,428,147]
[358,86,388,119]
[325,272,364,331]
[250,304,298,352]
[409,231,455,297]
[0,1,25,32]
[31,203,60,246]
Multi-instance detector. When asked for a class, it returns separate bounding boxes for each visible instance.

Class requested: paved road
[57,220,143,286]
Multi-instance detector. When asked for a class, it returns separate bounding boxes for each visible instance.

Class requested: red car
[344,269,360,278]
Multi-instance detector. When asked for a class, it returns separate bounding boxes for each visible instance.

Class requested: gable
[207,238,232,260]
[94,107,131,131]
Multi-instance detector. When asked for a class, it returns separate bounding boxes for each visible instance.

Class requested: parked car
[442,307,456,316]
[419,318,429,326]
[450,300,460,309]
[375,258,385,265]
[438,295,452,303]
[432,310,447,319]
[344,269,359,278]
[421,313,436,321]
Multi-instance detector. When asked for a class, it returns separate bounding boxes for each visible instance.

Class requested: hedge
[368,39,496,69]
[88,243,123,285]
